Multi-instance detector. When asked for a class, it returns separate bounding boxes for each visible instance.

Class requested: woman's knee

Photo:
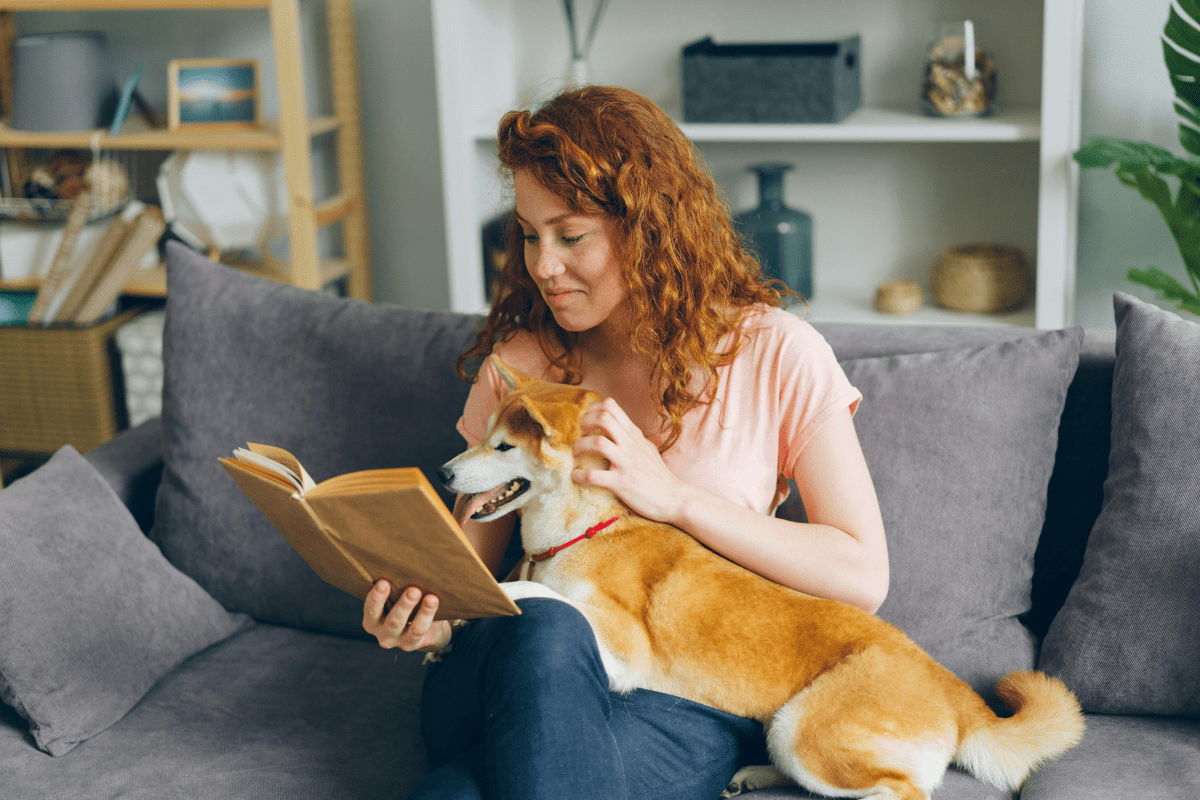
[484,598,606,688]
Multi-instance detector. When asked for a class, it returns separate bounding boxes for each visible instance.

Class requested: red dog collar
[529,516,620,563]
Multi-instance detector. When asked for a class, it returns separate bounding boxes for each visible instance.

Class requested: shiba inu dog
[437,355,1084,800]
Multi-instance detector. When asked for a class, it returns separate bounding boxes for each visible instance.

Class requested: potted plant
[1074,0,1200,314]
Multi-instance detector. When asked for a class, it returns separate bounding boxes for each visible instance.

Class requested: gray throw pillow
[836,328,1083,697]
[1040,293,1200,715]
[152,243,481,637]
[0,446,252,757]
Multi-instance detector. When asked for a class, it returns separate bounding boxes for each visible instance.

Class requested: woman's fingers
[363,581,443,651]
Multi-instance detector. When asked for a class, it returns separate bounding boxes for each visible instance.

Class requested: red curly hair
[458,85,795,451]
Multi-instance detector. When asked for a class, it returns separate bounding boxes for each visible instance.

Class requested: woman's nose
[528,246,565,280]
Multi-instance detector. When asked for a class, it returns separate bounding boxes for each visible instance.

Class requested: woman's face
[514,170,627,335]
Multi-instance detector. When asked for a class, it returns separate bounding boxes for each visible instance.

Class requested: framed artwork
[168,58,261,131]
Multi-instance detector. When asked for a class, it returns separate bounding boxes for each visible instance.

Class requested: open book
[219,443,520,621]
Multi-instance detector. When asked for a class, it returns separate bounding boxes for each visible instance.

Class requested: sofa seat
[1018,714,1200,799]
[0,623,430,799]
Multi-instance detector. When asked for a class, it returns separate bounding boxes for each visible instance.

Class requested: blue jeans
[409,598,766,800]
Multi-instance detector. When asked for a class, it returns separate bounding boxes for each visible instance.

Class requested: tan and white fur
[438,356,1084,800]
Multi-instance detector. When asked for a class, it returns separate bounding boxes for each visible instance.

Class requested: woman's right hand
[363,579,452,652]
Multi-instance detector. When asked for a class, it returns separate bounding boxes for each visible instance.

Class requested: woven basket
[0,310,137,455]
[874,280,923,315]
[930,244,1030,313]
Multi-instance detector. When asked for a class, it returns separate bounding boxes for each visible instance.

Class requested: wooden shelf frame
[0,0,372,300]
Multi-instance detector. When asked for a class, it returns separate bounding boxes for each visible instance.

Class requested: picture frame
[168,58,261,131]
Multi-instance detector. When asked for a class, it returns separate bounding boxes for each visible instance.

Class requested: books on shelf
[6,201,164,326]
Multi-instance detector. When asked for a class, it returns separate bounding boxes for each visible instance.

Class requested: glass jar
[920,20,999,117]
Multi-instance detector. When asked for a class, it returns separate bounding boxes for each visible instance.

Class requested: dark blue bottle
[733,162,813,301]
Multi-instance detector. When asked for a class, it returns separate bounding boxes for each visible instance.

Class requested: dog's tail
[954,670,1085,792]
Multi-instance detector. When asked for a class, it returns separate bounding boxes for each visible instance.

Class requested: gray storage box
[683,35,861,124]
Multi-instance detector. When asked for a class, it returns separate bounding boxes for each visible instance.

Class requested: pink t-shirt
[456,306,861,515]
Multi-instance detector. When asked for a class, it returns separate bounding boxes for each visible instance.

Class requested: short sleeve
[456,357,504,446]
[772,315,862,479]
[455,332,556,446]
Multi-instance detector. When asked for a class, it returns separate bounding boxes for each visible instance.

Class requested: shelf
[0,257,352,300]
[0,116,341,152]
[803,283,1037,328]
[471,106,1041,144]
[0,1,270,9]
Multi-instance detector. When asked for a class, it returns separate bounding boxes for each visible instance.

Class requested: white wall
[1075,0,1184,330]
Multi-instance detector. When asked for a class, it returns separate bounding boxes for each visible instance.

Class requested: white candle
[964,20,976,81]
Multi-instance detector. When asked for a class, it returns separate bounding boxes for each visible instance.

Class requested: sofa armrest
[84,417,163,534]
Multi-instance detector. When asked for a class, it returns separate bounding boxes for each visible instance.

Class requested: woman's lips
[545,289,581,307]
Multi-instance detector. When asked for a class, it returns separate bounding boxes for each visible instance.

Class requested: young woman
[363,85,888,800]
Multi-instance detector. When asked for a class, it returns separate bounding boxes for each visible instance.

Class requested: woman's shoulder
[736,303,829,355]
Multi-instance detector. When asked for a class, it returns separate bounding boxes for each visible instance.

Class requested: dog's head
[438,356,603,523]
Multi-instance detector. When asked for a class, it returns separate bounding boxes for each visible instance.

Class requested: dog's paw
[721,765,793,798]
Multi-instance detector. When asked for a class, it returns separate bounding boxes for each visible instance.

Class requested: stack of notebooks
[23,194,166,326]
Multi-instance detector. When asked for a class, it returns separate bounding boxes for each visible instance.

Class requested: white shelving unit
[432,0,1084,329]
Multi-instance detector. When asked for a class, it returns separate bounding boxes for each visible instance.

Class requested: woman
[364,85,888,800]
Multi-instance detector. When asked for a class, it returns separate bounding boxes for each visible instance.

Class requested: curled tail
[955,670,1085,792]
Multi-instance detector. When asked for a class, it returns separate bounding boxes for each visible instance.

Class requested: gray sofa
[1,242,1197,799]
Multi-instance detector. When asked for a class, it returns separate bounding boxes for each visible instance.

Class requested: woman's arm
[362,495,517,650]
[573,399,888,613]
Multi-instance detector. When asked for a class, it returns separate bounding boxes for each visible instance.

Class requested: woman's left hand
[571,397,691,523]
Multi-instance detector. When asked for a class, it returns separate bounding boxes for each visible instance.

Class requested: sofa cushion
[0,445,252,757]
[808,329,1083,697]
[1018,714,1200,799]
[1040,292,1200,715]
[0,624,430,799]
[152,243,481,637]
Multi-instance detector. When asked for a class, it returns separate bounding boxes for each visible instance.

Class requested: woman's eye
[561,234,584,245]
[495,442,514,452]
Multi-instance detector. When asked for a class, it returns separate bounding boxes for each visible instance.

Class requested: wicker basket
[874,280,923,315]
[0,310,137,455]
[930,243,1030,313]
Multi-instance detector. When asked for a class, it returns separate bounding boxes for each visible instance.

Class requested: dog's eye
[494,442,514,452]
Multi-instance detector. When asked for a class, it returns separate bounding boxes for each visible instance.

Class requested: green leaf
[1164,1,1200,155]
[1127,265,1200,305]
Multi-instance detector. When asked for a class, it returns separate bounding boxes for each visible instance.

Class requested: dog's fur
[438,356,1084,800]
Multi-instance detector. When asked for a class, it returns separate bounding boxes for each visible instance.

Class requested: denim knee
[483,598,606,694]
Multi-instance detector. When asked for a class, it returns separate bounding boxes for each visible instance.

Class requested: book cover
[219,443,520,621]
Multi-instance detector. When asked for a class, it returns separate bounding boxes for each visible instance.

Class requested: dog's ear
[491,355,536,392]
[516,395,555,442]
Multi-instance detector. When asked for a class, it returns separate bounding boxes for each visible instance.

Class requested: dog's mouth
[469,478,530,519]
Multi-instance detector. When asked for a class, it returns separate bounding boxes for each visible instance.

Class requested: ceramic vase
[734,162,813,301]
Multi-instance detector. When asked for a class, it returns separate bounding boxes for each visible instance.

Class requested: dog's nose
[437,466,454,487]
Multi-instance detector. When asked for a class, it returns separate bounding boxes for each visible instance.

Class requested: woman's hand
[571,397,692,524]
[362,579,452,652]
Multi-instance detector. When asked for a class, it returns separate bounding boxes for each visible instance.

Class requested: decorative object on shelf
[874,280,922,315]
[0,291,35,326]
[930,243,1029,313]
[560,0,610,86]
[108,65,144,137]
[1073,2,1200,316]
[9,149,131,222]
[733,162,812,301]
[481,209,513,303]
[683,35,861,124]
[920,20,999,117]
[168,58,262,131]
[156,150,287,256]
[11,31,119,132]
